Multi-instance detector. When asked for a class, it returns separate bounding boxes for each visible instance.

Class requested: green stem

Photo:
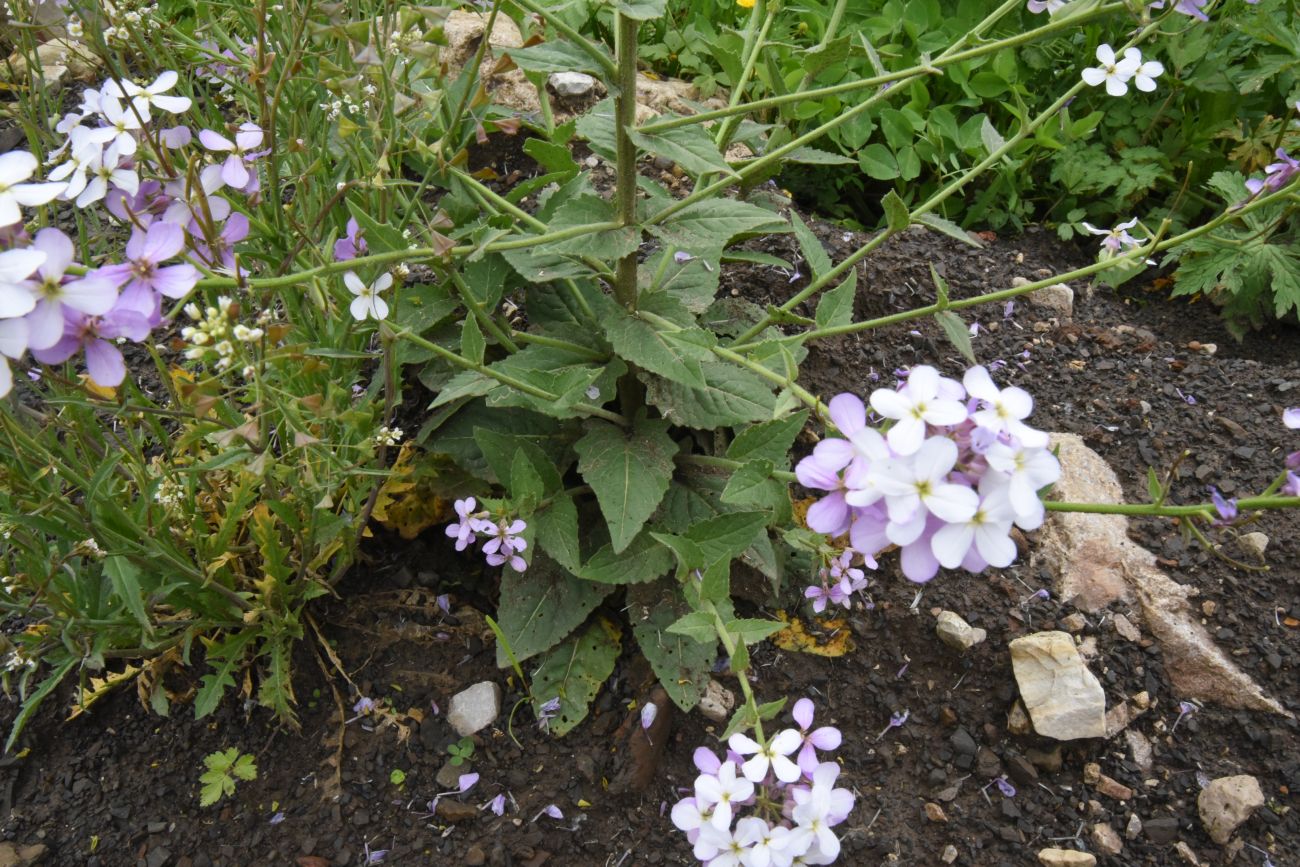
[712,0,774,153]
[705,599,765,745]
[1046,497,1300,517]
[613,10,641,311]
[795,0,849,93]
[636,0,1121,134]
[677,453,797,483]
[450,270,520,353]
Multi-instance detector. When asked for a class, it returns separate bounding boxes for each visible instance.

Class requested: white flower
[88,97,143,156]
[984,441,1061,527]
[0,247,46,319]
[868,365,967,455]
[1081,44,1140,97]
[1122,47,1163,93]
[76,144,139,208]
[729,728,803,784]
[873,436,979,545]
[344,271,392,321]
[0,151,67,227]
[962,365,1049,447]
[48,126,104,202]
[1081,217,1142,256]
[101,70,192,122]
[931,481,1018,570]
[693,760,754,831]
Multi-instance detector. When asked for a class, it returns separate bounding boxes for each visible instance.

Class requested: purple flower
[792,698,842,777]
[482,518,528,572]
[458,772,479,793]
[30,303,151,387]
[536,696,561,731]
[1150,0,1209,21]
[334,217,368,262]
[533,804,563,822]
[641,702,658,730]
[1245,149,1299,198]
[1283,472,1299,497]
[1209,486,1237,525]
[995,776,1016,798]
[92,220,199,324]
[192,212,249,273]
[352,696,376,715]
[23,228,118,351]
[269,811,286,825]
[199,122,265,192]
[445,497,485,551]
[486,793,507,816]
[877,708,909,740]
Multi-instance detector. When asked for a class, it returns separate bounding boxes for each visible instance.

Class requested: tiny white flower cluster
[3,649,36,672]
[102,2,161,43]
[181,297,263,372]
[374,425,404,447]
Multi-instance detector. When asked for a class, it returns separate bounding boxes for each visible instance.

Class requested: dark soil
[3,216,1299,867]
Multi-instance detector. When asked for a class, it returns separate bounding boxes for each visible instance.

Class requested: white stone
[941,844,959,864]
[446,681,502,737]
[548,71,598,97]
[699,679,735,723]
[1125,813,1142,840]
[1029,283,1074,320]
[1010,631,1106,740]
[1236,532,1269,559]
[1113,613,1141,642]
[1036,849,1096,866]
[1089,823,1123,857]
[1035,434,1288,716]
[1124,729,1153,771]
[1198,775,1264,845]
[936,610,986,652]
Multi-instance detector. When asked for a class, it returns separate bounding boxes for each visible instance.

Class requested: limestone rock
[1012,277,1074,320]
[1010,631,1106,740]
[1007,700,1033,736]
[1236,532,1268,560]
[548,71,598,97]
[1125,813,1142,840]
[1036,849,1096,866]
[698,679,735,723]
[925,802,949,823]
[941,844,959,863]
[1113,613,1141,642]
[1198,775,1264,845]
[1124,729,1153,771]
[1174,841,1201,865]
[936,610,986,651]
[0,842,47,867]
[447,681,502,737]
[1036,433,1288,716]
[1089,823,1123,856]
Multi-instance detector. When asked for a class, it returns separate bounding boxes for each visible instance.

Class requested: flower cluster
[1284,408,1300,496]
[1081,44,1162,97]
[181,296,265,373]
[672,699,852,865]
[804,548,874,614]
[797,365,1059,584]
[445,498,529,572]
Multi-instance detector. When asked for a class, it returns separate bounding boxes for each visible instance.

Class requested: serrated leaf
[790,212,831,279]
[578,531,674,584]
[629,581,715,711]
[536,495,582,573]
[814,271,856,329]
[665,610,716,643]
[530,618,621,736]
[473,427,564,491]
[523,138,580,176]
[510,450,545,506]
[882,190,910,232]
[630,122,736,178]
[720,459,776,506]
[574,417,678,554]
[495,555,613,666]
[686,511,769,567]
[727,412,807,464]
[935,310,976,364]
[649,199,787,251]
[598,293,713,388]
[725,618,784,645]
[643,362,776,428]
[505,41,612,76]
[916,213,984,248]
[194,630,258,720]
[545,194,641,261]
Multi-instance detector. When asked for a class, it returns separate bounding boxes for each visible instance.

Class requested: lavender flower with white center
[76,143,140,209]
[486,793,507,816]
[482,518,528,572]
[199,123,265,191]
[101,71,192,122]
[47,127,104,202]
[694,760,754,830]
[869,365,967,455]
[1081,44,1140,97]
[334,217,368,262]
[931,480,1018,571]
[23,228,118,351]
[1150,0,1210,21]
[92,220,198,324]
[1209,486,1238,525]
[344,271,391,321]
[445,497,487,551]
[29,303,151,387]
[983,439,1061,527]
[791,698,842,778]
[0,152,66,227]
[536,696,561,731]
[1026,0,1065,11]
[873,436,980,545]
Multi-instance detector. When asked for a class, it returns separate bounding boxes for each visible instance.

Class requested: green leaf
[523,138,580,176]
[199,772,228,807]
[980,116,1006,156]
[665,611,716,643]
[104,556,153,638]
[505,41,612,75]
[649,531,707,576]
[790,212,831,279]
[574,416,678,554]
[575,98,618,160]
[931,262,950,307]
[598,293,714,388]
[882,190,910,232]
[935,310,976,365]
[697,557,731,604]
[721,460,788,515]
[495,555,613,666]
[616,0,667,19]
[1146,467,1163,504]
[461,313,485,365]
[195,630,259,719]
[473,427,565,491]
[783,146,856,166]
[915,213,983,248]
[579,531,674,584]
[536,495,582,573]
[721,697,788,740]
[629,581,715,711]
[231,753,258,781]
[814,270,856,329]
[727,412,807,464]
[643,362,776,428]
[346,200,407,257]
[649,199,787,251]
[858,144,899,180]
[725,618,784,645]
[686,511,769,567]
[510,450,546,506]
[629,122,735,178]
[545,194,641,261]
[530,618,621,736]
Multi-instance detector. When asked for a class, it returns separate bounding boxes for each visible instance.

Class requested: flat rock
[936,610,986,651]
[1010,631,1106,740]
[1089,823,1123,856]
[1036,849,1095,866]
[1236,532,1268,559]
[547,72,598,98]
[1198,775,1264,845]
[1144,816,1180,844]
[1124,729,1153,771]
[941,844,959,863]
[1036,434,1288,716]
[0,843,48,867]
[447,681,502,737]
[698,679,735,723]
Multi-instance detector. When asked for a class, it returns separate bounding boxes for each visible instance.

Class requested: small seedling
[389,768,407,787]
[199,748,257,806]
[447,736,475,767]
